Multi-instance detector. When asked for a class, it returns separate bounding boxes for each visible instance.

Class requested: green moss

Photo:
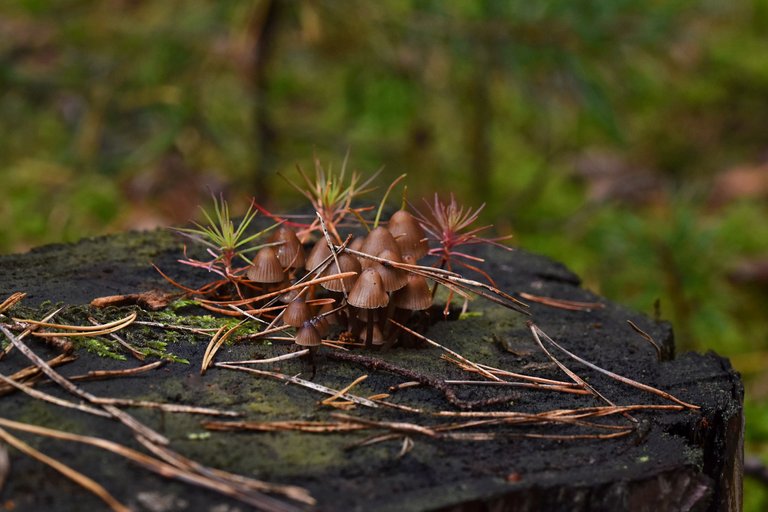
[73,335,127,360]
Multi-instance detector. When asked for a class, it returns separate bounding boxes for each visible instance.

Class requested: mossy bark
[0,229,742,511]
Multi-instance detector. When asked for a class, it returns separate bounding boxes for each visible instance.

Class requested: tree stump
[0,230,743,511]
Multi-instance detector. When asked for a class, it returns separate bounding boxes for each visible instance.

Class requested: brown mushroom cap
[387,210,429,259]
[349,236,365,252]
[312,315,331,337]
[347,268,389,309]
[360,226,400,268]
[392,273,432,311]
[372,249,407,292]
[271,226,305,269]
[294,322,321,347]
[320,253,361,292]
[306,238,332,272]
[283,296,311,328]
[247,247,285,283]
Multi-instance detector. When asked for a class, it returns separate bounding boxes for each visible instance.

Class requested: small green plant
[265,153,381,243]
[173,193,278,277]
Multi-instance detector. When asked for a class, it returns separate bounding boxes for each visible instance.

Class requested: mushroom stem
[365,309,375,350]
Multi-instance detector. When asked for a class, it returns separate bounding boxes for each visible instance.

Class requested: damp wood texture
[0,229,743,512]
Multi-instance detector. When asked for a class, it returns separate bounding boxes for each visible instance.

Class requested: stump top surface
[0,230,742,512]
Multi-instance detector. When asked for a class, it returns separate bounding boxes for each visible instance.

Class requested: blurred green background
[2,0,768,506]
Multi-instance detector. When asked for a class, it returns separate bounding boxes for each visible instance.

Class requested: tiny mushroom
[320,252,361,293]
[306,238,332,273]
[283,296,312,328]
[359,226,400,268]
[348,267,389,348]
[387,209,429,260]
[392,273,433,312]
[271,226,306,269]
[294,322,322,347]
[372,249,408,292]
[247,247,285,284]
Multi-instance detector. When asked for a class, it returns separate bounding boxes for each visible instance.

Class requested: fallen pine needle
[221,349,310,366]
[530,323,699,410]
[202,420,366,433]
[14,312,137,337]
[519,292,604,311]
[627,320,663,360]
[69,361,165,382]
[389,319,501,381]
[0,292,26,314]
[320,375,368,409]
[201,321,244,375]
[0,418,312,511]
[0,425,129,512]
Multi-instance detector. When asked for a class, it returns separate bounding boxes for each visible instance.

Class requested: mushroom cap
[360,226,400,268]
[271,226,305,269]
[347,268,389,309]
[360,323,385,346]
[392,273,432,310]
[373,249,407,292]
[283,296,311,328]
[349,236,365,252]
[247,247,285,283]
[320,253,361,292]
[387,210,429,259]
[294,322,321,347]
[312,315,331,337]
[306,238,332,273]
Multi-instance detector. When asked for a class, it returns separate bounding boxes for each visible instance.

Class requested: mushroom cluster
[248,210,433,350]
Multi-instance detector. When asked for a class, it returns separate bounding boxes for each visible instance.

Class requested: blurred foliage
[2,0,768,506]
